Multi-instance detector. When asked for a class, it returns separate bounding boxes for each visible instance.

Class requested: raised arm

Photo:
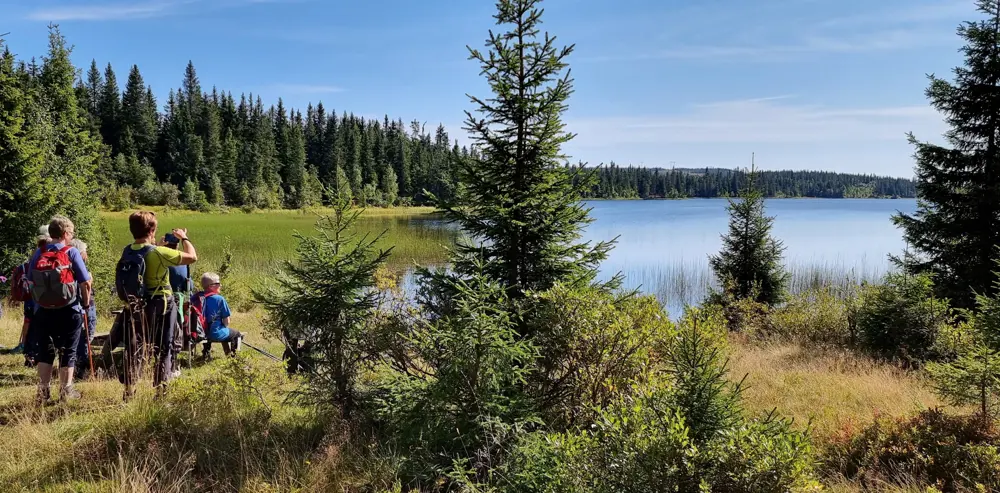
[171,228,198,265]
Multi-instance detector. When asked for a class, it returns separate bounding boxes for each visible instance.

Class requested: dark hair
[129,211,157,240]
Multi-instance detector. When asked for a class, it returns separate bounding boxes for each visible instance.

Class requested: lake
[580,199,918,314]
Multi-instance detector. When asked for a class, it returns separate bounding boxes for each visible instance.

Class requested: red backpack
[30,246,78,309]
[10,262,31,303]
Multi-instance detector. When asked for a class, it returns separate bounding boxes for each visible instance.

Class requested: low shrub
[768,288,855,348]
[855,272,952,364]
[823,408,1000,492]
[529,284,676,427]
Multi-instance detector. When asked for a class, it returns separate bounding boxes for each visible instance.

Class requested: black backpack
[115,245,154,301]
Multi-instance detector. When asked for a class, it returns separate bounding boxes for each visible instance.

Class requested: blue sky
[0,0,978,177]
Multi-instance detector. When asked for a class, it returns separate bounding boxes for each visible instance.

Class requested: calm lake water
[400,198,917,315]
[582,199,918,314]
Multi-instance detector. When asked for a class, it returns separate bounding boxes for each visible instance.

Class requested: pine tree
[709,160,788,306]
[255,200,391,414]
[98,62,122,154]
[0,44,53,274]
[894,1,1000,308]
[437,0,613,300]
[121,65,158,164]
[37,25,102,239]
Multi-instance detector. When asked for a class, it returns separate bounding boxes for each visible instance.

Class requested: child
[193,272,242,356]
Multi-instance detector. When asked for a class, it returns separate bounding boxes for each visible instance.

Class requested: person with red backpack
[27,216,92,404]
[9,224,50,359]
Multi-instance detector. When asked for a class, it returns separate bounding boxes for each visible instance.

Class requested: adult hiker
[11,224,50,361]
[117,211,197,400]
[193,272,243,357]
[162,233,192,379]
[71,239,98,380]
[28,216,92,403]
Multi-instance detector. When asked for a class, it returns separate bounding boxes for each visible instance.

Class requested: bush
[136,180,181,207]
[768,288,855,348]
[824,408,1000,492]
[500,388,817,493]
[181,179,211,212]
[855,272,952,364]
[102,183,134,211]
[529,284,676,427]
[371,262,539,487]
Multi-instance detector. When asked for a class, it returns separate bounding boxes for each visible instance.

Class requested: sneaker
[170,369,182,379]
[36,386,51,405]
[11,343,24,354]
[59,385,81,402]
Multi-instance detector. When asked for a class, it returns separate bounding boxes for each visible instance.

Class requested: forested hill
[573,165,917,199]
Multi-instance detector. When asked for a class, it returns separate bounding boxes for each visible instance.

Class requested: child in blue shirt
[194,272,242,357]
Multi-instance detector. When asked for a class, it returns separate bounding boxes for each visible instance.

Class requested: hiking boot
[170,369,182,379]
[36,385,51,405]
[59,385,81,402]
[11,343,24,354]
[123,386,135,403]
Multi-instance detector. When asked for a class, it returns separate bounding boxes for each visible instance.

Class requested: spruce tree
[894,1,1000,308]
[37,25,101,239]
[98,62,122,154]
[709,160,788,306]
[438,0,613,299]
[0,44,52,274]
[332,165,353,205]
[121,65,157,163]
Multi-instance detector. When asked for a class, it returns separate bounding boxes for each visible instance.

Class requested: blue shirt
[202,294,232,341]
[27,243,91,313]
[168,265,191,293]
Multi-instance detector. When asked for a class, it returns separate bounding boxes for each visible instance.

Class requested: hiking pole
[83,307,95,376]
[241,341,281,361]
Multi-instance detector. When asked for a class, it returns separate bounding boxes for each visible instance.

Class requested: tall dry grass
[729,340,942,442]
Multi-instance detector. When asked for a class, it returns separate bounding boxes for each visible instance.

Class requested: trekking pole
[83,308,95,376]
[241,341,281,361]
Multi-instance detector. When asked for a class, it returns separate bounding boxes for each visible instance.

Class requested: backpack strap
[58,245,72,254]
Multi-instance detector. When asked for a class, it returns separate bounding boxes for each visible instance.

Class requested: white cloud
[566,97,944,147]
[26,1,187,21]
[24,0,300,22]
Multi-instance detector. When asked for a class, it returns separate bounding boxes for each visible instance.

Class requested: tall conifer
[894,0,1000,308]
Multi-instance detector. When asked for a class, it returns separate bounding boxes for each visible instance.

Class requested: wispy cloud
[25,0,302,22]
[566,97,944,147]
[268,84,345,94]
[26,1,189,21]
[582,0,964,63]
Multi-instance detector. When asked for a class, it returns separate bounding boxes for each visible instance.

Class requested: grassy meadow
[0,208,958,491]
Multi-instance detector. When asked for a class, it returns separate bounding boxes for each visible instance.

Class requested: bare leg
[58,366,75,391]
[37,362,53,387]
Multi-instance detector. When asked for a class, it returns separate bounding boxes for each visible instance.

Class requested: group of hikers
[7,211,243,403]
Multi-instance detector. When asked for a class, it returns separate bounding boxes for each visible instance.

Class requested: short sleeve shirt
[131,244,183,296]
[203,294,232,341]
[27,243,91,313]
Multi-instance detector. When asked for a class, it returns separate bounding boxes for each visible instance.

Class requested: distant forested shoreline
[573,165,916,199]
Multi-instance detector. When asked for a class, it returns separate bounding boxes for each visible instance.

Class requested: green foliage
[663,309,744,443]
[442,0,614,299]
[743,287,856,348]
[529,284,676,427]
[372,261,540,486]
[855,272,952,363]
[181,178,210,211]
[825,408,1000,492]
[498,319,816,493]
[255,199,391,414]
[928,267,1000,418]
[893,1,1000,309]
[710,166,788,307]
[136,180,181,207]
